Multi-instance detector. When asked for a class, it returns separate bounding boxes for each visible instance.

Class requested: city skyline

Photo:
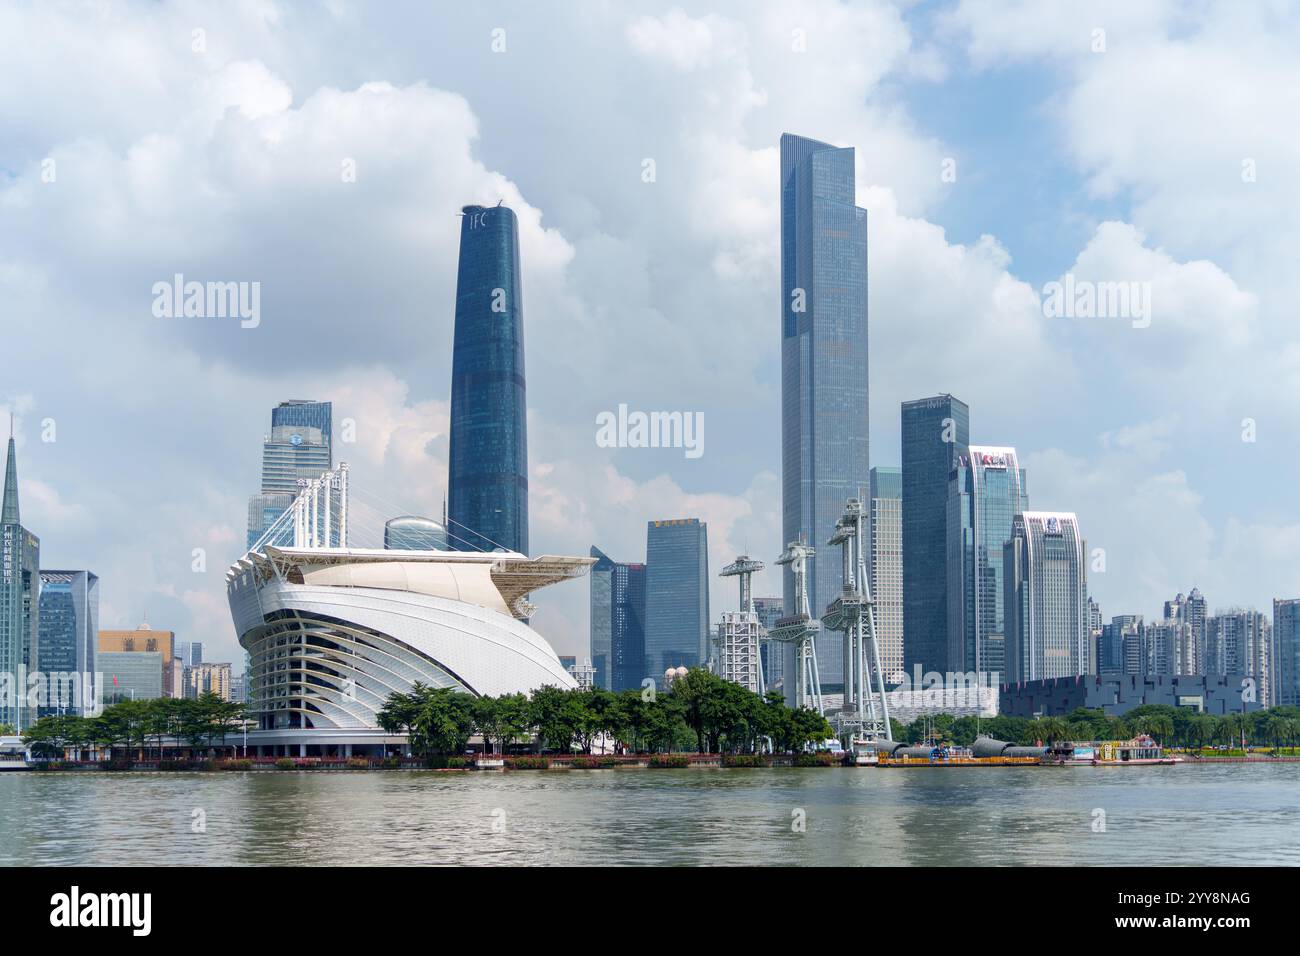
[2,3,1298,671]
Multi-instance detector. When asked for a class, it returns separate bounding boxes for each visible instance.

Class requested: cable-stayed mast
[822,497,891,745]
[769,541,822,713]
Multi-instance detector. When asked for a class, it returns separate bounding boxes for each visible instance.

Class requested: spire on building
[2,433,19,525]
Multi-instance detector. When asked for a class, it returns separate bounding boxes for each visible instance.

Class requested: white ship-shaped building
[226,464,592,756]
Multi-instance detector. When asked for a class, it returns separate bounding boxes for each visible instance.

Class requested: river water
[2,764,1296,866]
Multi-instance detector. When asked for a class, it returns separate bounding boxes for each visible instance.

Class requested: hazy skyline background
[2,0,1297,666]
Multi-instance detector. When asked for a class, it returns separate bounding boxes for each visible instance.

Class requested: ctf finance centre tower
[779,133,869,695]
[448,203,529,555]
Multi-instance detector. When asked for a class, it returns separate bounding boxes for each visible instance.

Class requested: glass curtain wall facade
[1003,512,1089,684]
[0,436,39,730]
[947,446,1027,679]
[247,400,334,549]
[448,204,528,555]
[780,133,869,692]
[644,519,709,676]
[37,570,100,716]
[902,395,969,675]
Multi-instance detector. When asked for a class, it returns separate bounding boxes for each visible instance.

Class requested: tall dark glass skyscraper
[644,519,709,676]
[902,394,969,675]
[448,203,528,554]
[589,547,647,692]
[779,133,869,690]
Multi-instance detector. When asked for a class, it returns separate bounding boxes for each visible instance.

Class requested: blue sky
[1,1,1297,664]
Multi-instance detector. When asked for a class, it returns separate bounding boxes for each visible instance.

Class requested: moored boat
[1043,734,1178,766]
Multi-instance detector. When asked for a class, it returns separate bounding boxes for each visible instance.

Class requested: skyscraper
[947,446,1027,678]
[1273,598,1300,708]
[589,546,647,692]
[868,466,903,683]
[0,433,39,730]
[1003,512,1089,683]
[247,400,334,548]
[448,203,528,555]
[1206,609,1272,705]
[271,400,333,458]
[644,519,709,677]
[902,395,969,675]
[37,570,99,716]
[780,133,869,691]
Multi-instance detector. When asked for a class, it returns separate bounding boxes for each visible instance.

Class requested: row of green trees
[19,693,247,759]
[893,705,1300,750]
[378,669,836,757]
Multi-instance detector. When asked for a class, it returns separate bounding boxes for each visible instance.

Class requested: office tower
[271,400,333,458]
[385,516,450,550]
[37,571,99,716]
[247,400,334,548]
[868,467,904,683]
[947,446,1027,678]
[902,395,970,675]
[589,547,647,692]
[1003,512,1089,684]
[190,641,203,667]
[0,434,39,730]
[448,203,528,555]
[753,596,785,690]
[99,624,178,697]
[644,519,709,676]
[1274,598,1300,708]
[259,425,331,496]
[175,640,191,665]
[780,133,869,691]
[99,652,164,702]
[186,661,233,700]
[1207,609,1272,705]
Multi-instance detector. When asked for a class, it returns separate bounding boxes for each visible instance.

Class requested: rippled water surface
[2,764,1297,865]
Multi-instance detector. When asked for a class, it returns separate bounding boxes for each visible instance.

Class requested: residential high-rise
[448,203,528,555]
[247,400,334,548]
[868,467,904,683]
[37,571,99,716]
[1088,597,1103,672]
[1003,512,1089,683]
[947,446,1027,678]
[1273,598,1300,708]
[0,433,39,730]
[1207,609,1272,706]
[186,661,233,700]
[589,547,647,692]
[1098,617,1131,675]
[902,395,969,675]
[1146,620,1196,676]
[644,519,709,676]
[1165,588,1208,671]
[780,133,869,692]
